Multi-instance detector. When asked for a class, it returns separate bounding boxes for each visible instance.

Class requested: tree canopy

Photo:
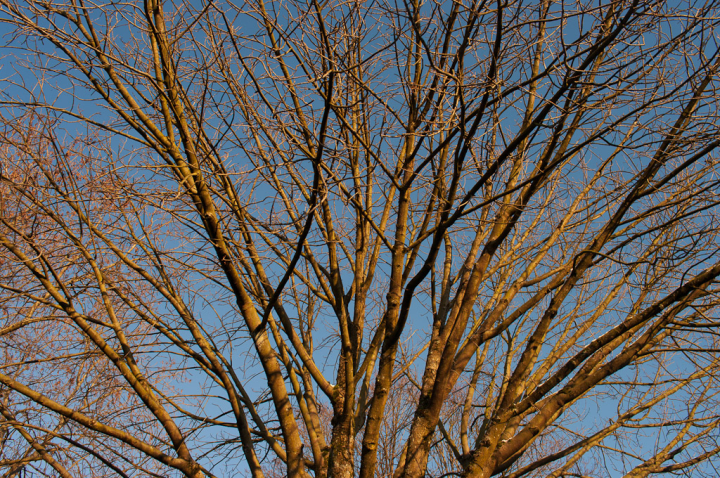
[1,0,720,477]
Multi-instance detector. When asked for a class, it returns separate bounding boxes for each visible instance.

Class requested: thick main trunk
[327,353,355,478]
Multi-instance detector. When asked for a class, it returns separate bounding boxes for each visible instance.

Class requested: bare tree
[1,0,720,477]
